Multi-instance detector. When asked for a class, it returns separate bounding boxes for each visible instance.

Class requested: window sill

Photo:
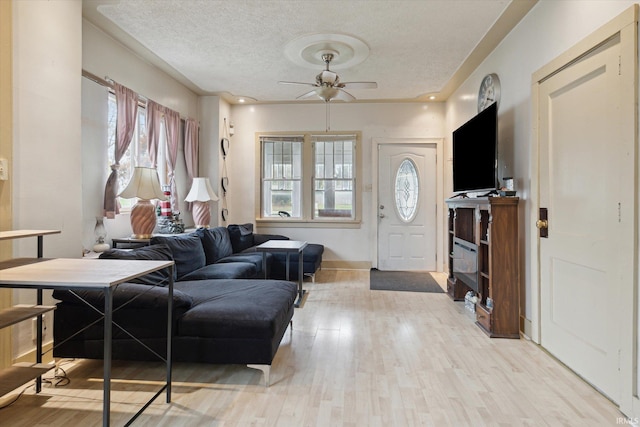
[256,218,362,229]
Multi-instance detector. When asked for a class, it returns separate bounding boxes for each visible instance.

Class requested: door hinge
[618,202,621,223]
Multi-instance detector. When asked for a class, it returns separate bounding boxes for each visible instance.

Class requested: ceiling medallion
[284,33,370,70]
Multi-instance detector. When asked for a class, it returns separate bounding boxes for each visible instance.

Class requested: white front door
[537,33,633,402]
[377,144,436,271]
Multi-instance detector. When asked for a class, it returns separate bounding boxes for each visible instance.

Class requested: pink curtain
[184,118,199,211]
[164,108,181,211]
[146,100,164,168]
[103,83,139,218]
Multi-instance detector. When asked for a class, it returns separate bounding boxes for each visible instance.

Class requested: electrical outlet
[0,158,8,181]
[31,315,46,342]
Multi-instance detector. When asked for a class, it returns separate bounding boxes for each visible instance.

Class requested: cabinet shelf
[0,363,54,397]
[0,229,61,399]
[0,305,56,329]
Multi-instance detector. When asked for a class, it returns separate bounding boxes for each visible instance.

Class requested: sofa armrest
[52,283,192,310]
[252,233,289,246]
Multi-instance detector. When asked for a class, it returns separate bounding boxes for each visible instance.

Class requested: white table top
[0,230,61,241]
[0,258,173,289]
[255,240,308,252]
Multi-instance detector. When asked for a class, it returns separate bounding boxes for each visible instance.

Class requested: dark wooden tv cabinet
[446,196,520,338]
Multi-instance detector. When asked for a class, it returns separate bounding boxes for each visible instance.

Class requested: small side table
[111,237,150,249]
[256,240,307,307]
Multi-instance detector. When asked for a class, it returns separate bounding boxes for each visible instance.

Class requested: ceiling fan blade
[334,89,356,102]
[296,90,321,100]
[339,81,378,89]
[278,81,317,87]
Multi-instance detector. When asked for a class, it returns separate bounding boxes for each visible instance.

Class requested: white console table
[0,255,174,427]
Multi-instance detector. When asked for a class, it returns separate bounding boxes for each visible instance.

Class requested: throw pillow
[98,244,173,286]
[227,223,254,253]
[150,233,206,280]
[196,227,234,264]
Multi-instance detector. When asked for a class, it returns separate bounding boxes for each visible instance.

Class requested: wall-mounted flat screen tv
[452,102,498,194]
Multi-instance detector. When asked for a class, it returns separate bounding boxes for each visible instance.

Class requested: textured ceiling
[83,0,528,104]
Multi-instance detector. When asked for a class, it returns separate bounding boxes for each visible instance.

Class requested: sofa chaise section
[52,244,297,385]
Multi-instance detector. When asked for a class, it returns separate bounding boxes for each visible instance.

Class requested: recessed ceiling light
[233,95,257,104]
[429,95,437,100]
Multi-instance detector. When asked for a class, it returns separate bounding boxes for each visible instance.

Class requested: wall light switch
[0,158,7,180]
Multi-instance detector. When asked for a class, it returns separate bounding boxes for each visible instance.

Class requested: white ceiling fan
[279,52,377,103]
[279,51,377,130]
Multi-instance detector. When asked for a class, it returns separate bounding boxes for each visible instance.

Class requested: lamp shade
[118,167,166,201]
[185,177,219,202]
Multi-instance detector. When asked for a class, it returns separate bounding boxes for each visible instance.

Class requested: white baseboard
[14,341,54,364]
[322,260,371,270]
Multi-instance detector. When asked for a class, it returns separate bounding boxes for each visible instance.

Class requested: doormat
[369,268,445,293]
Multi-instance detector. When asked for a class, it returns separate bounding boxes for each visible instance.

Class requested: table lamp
[185,177,219,228]
[118,167,166,238]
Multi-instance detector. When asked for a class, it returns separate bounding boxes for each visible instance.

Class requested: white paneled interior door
[537,32,633,403]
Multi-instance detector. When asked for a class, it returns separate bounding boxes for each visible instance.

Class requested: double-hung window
[261,136,303,218]
[313,135,355,219]
[107,92,168,210]
[259,132,360,225]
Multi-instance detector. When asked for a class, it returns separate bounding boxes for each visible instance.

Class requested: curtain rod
[81,69,192,122]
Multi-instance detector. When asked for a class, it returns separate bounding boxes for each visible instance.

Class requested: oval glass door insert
[394,158,419,222]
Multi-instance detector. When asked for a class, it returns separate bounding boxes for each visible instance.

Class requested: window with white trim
[259,132,360,223]
[107,93,168,210]
[313,135,355,219]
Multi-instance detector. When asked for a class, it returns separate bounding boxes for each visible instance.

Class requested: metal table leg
[103,287,113,427]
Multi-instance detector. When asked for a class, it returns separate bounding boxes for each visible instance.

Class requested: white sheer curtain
[146,100,164,168]
[164,108,181,212]
[184,118,199,212]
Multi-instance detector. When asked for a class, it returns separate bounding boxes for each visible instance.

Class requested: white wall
[12,0,82,357]
[81,78,109,251]
[82,19,200,239]
[198,95,228,227]
[229,102,445,264]
[446,0,638,417]
[445,0,635,323]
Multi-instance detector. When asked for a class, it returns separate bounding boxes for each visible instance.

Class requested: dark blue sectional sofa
[52,224,324,385]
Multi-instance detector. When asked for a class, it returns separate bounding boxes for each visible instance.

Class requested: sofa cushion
[175,279,297,339]
[179,262,257,280]
[196,227,233,264]
[228,223,254,253]
[217,252,269,277]
[150,233,206,280]
[268,243,324,279]
[98,244,174,286]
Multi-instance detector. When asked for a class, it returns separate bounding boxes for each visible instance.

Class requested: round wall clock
[477,73,501,113]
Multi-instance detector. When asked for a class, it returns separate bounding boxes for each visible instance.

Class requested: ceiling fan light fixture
[318,70,338,85]
[317,86,339,102]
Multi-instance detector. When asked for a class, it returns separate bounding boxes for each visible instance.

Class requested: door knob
[537,207,549,238]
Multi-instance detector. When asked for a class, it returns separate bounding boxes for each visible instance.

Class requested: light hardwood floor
[0,270,624,426]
